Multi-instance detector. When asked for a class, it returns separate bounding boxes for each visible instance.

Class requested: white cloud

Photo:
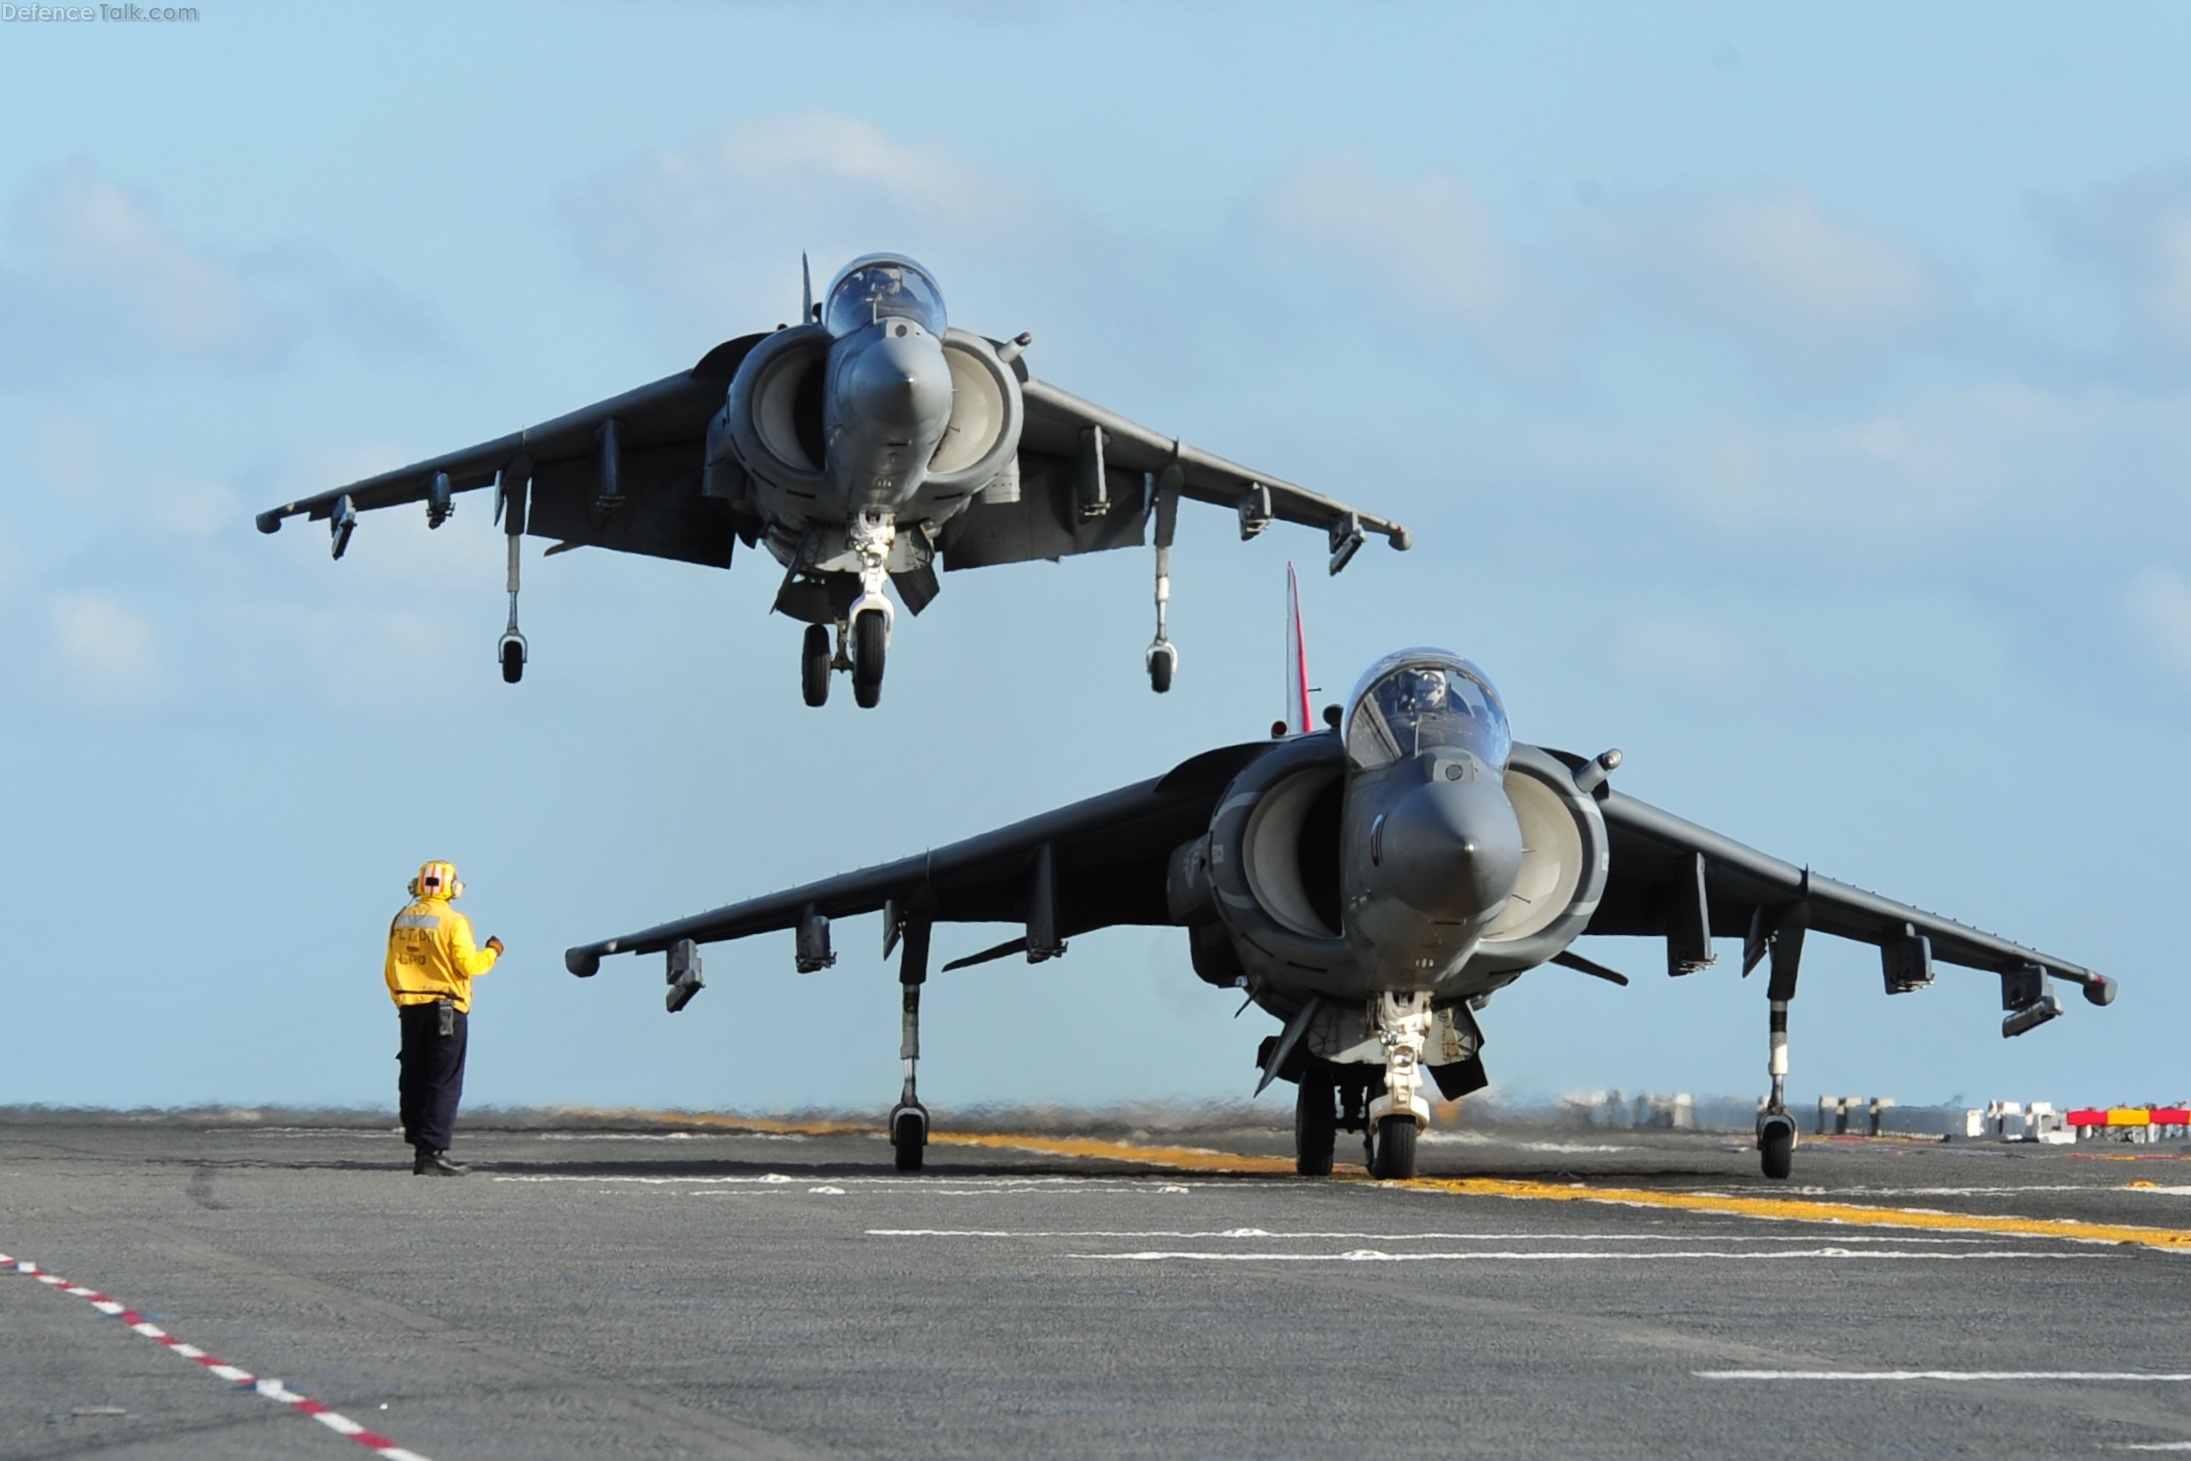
[48,592,163,703]
[1258,158,1940,383]
[562,114,1060,331]
[148,480,237,537]
[1263,151,1521,329]
[1544,379,2191,549]
[0,163,445,378]
[1605,611,1748,687]
[1583,191,1944,365]
[1258,150,1562,376]
[27,167,273,356]
[37,413,104,496]
[2124,568,2191,677]
[2038,165,2191,368]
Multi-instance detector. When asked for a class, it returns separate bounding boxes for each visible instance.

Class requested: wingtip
[565,947,601,978]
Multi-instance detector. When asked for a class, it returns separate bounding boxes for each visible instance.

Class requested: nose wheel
[1368,1115,1418,1181]
[852,608,887,708]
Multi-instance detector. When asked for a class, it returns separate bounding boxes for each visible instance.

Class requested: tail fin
[1285,561,1312,735]
[801,252,814,323]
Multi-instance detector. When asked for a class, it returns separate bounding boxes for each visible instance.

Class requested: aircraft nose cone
[1379,776,1524,921]
[847,327,954,431]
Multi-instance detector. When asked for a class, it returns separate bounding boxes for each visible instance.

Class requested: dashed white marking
[1,1250,433,1459]
[1698,1370,2191,1382]
[1421,1132,1631,1153]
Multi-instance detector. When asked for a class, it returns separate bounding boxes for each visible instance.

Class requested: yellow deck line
[552,1108,2191,1253]
[1405,1177,2191,1253]
[925,1130,1296,1174]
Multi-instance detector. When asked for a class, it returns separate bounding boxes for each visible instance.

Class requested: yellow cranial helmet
[409,860,464,900]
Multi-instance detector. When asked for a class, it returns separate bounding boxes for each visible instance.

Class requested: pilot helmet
[409,860,464,901]
[1394,667,1448,712]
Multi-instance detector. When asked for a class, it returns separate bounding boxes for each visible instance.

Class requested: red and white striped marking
[1,1249,432,1460]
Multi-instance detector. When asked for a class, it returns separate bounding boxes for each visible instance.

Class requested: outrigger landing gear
[887,894,934,1173]
[1750,903,1808,1180]
[1146,462,1183,694]
[497,479,529,683]
[1365,992,1433,1180]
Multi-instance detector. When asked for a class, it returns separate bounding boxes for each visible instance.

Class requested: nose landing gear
[1365,992,1433,1180]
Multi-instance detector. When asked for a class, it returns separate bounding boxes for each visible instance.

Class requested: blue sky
[2,2,2186,1116]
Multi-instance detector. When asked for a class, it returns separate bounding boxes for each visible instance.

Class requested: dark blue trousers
[397,1003,468,1151]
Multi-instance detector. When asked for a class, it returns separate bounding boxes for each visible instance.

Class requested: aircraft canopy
[825,256,947,337]
[1344,650,1510,771]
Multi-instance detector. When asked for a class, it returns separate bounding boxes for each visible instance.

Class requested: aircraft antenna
[801,253,813,324]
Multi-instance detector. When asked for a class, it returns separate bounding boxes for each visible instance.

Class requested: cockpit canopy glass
[824,256,947,338]
[1344,651,1511,771]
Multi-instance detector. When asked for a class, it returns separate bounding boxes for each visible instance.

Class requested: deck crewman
[385,860,502,1175]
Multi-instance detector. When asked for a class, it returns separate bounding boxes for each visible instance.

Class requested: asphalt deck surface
[4,1111,2190,1460]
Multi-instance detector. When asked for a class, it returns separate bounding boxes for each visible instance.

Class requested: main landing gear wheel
[852,610,886,709]
[1369,1115,1418,1181]
[499,638,525,684]
[1759,1115,1796,1181]
[891,1108,926,1173]
[801,624,831,707]
[1295,1073,1337,1177]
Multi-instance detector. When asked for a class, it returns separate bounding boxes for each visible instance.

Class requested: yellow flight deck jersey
[385,896,499,1013]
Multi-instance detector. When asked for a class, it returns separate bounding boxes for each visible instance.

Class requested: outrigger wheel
[852,609,887,709]
[1147,640,1177,694]
[801,624,831,707]
[891,1106,927,1173]
[1758,1112,1797,1181]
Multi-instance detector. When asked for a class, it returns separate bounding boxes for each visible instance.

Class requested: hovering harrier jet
[254,255,1409,706]
[565,644,2113,1182]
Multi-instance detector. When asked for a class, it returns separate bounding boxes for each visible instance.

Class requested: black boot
[416,1149,469,1176]
[411,1144,428,1175]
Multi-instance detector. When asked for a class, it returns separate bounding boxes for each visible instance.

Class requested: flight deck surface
[4,1112,2189,1459]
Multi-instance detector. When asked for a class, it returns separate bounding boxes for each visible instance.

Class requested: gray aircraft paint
[562,646,2114,1179]
[253,254,1409,703]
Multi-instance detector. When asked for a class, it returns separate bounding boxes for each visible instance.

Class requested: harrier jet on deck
[254,255,1409,706]
[564,645,2114,1182]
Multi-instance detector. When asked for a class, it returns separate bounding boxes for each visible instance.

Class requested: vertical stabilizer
[801,253,814,323]
[1285,561,1312,734]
